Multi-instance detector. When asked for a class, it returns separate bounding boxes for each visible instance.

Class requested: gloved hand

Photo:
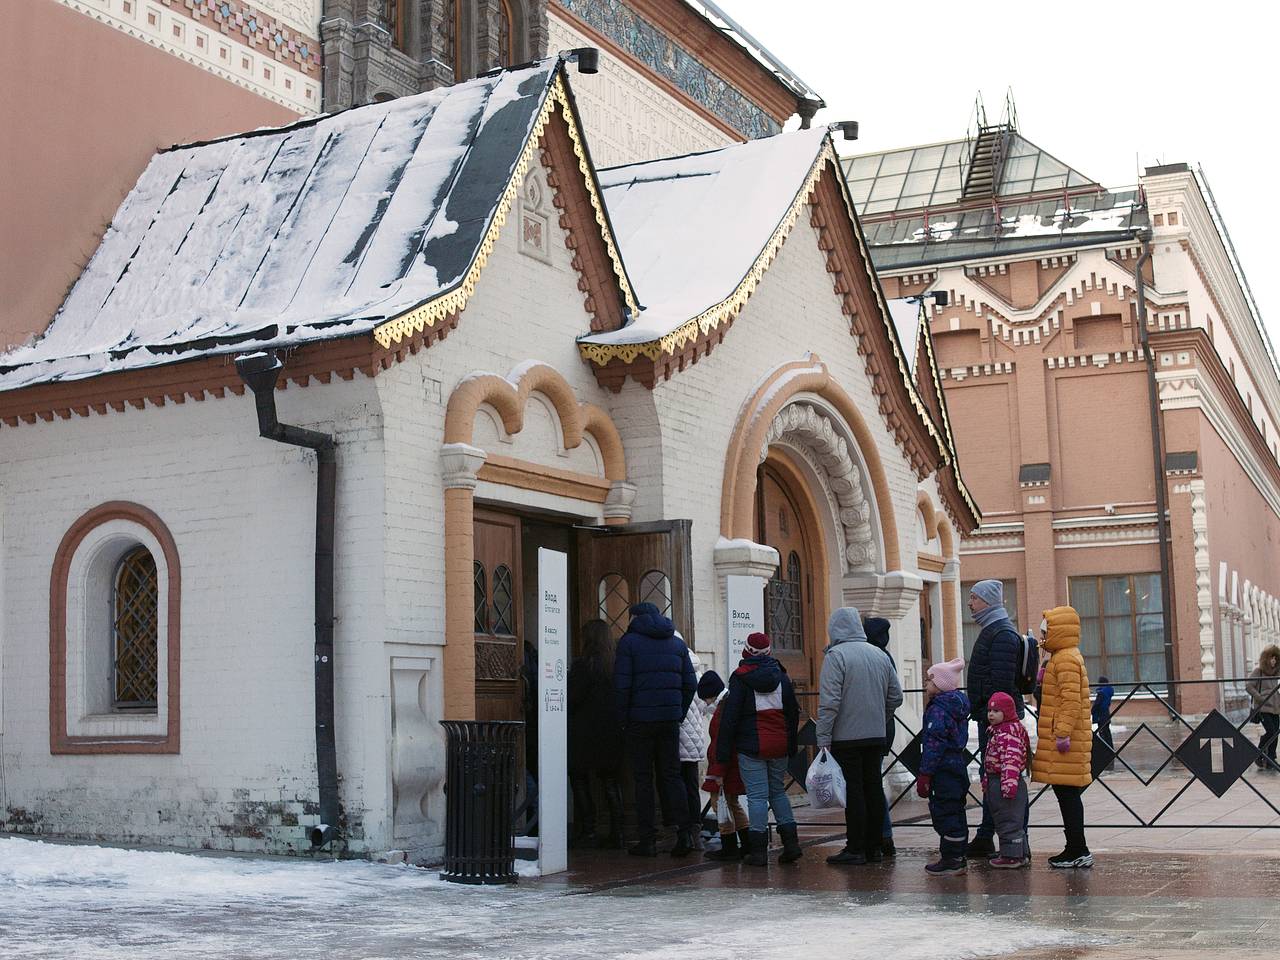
[1056,736,1071,754]
[916,774,932,798]
[702,776,722,794]
[1002,785,1017,800]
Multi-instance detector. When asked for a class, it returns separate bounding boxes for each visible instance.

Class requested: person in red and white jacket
[716,632,800,866]
[983,691,1031,868]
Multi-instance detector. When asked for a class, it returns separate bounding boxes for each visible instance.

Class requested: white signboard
[726,575,766,667]
[537,548,569,876]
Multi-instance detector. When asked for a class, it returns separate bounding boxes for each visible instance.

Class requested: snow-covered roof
[0,62,568,393]
[579,127,830,351]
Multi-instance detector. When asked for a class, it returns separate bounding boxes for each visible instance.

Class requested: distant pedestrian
[965,580,1026,858]
[699,671,752,861]
[568,620,626,849]
[1031,606,1094,869]
[916,658,970,876]
[817,608,903,865]
[717,632,802,866]
[983,691,1031,868]
[864,615,899,857]
[677,644,712,847]
[1092,676,1116,773]
[614,602,698,857]
[1247,645,1280,771]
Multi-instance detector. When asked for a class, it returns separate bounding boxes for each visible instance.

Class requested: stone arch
[916,489,960,659]
[916,490,956,559]
[722,355,900,571]
[444,362,624,480]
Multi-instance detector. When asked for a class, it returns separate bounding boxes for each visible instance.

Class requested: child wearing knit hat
[983,691,1031,868]
[699,670,751,861]
[917,658,971,875]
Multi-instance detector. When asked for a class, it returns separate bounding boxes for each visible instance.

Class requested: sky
[719,0,1277,338]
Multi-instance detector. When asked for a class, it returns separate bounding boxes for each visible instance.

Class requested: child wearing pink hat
[917,658,970,875]
[984,690,1031,867]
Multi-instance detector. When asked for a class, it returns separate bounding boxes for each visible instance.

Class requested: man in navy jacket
[965,580,1025,857]
[614,602,697,856]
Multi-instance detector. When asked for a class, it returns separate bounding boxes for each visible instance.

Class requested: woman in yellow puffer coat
[1031,605,1094,868]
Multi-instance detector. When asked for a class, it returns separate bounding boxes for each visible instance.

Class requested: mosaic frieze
[553,0,780,140]
[161,0,322,77]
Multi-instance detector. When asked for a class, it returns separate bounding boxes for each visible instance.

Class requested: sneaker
[1047,849,1093,869]
[925,858,966,876]
[964,836,995,857]
[988,856,1027,869]
[825,848,867,865]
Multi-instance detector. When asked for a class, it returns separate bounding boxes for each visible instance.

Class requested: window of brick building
[112,547,160,709]
[961,579,1019,661]
[1068,573,1165,688]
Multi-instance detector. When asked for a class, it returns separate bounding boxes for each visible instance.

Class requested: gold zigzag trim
[372,72,637,350]
[577,143,832,368]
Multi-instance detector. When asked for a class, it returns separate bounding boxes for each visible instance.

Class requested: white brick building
[0,59,976,862]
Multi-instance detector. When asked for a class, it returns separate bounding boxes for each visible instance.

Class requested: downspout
[235,351,339,849]
[1132,232,1179,697]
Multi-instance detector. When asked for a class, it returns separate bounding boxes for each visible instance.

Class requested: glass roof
[842,133,1097,217]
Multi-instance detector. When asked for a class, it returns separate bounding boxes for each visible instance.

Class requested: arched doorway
[754,453,828,690]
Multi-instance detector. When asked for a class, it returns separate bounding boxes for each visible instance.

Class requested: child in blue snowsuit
[916,657,971,875]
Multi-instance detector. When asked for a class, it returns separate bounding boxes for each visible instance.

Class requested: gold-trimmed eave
[372,67,639,351]
[576,138,831,371]
[916,303,982,531]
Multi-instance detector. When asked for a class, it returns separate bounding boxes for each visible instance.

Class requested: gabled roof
[0,60,636,394]
[842,132,1097,217]
[579,126,831,359]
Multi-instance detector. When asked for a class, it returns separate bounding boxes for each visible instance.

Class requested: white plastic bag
[716,791,732,826]
[806,748,847,809]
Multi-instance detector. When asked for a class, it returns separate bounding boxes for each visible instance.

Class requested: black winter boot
[670,827,694,858]
[704,831,739,861]
[777,823,803,864]
[735,829,751,859]
[744,830,769,866]
[628,838,658,857]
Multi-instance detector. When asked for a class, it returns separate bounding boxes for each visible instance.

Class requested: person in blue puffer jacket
[916,657,971,876]
[614,602,697,857]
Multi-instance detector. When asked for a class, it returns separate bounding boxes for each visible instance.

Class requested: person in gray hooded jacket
[817,607,903,864]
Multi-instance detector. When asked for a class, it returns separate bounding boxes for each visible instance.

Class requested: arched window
[497,0,514,67]
[389,0,405,51]
[112,546,159,709]
[766,551,803,652]
[492,562,515,636]
[598,574,631,639]
[439,0,458,74]
[639,569,672,618]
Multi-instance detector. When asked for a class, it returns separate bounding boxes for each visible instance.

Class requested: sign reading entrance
[537,548,569,875]
[725,575,765,667]
[1174,709,1261,798]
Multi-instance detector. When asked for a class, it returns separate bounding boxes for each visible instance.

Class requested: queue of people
[566,584,1106,874]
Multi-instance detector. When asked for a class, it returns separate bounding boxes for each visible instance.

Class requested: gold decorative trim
[373,70,637,350]
[577,142,832,367]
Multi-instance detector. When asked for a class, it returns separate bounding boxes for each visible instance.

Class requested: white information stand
[725,575,766,668]
[536,547,569,876]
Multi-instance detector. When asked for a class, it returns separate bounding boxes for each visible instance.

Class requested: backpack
[1015,631,1039,695]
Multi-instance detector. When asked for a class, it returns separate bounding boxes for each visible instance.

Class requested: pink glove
[916,774,932,798]
[1056,736,1071,754]
[1002,784,1017,800]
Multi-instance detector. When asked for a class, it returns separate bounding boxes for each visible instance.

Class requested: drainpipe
[235,351,339,849]
[1132,231,1179,699]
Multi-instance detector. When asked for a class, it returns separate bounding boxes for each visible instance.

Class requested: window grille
[497,0,513,67]
[113,547,159,709]
[439,0,457,72]
[765,551,803,652]
[638,570,672,618]
[598,574,630,639]
[473,561,488,633]
[491,563,515,636]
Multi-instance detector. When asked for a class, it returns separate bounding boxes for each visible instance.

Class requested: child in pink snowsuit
[984,691,1031,867]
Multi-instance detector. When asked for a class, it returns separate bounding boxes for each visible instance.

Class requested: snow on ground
[0,837,1082,960]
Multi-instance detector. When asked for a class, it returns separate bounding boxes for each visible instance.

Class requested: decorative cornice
[373,69,638,349]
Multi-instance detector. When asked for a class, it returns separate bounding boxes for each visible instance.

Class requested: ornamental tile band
[553,0,779,140]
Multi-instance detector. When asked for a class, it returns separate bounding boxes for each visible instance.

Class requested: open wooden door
[574,520,694,647]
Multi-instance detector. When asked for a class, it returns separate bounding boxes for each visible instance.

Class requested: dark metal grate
[113,547,159,709]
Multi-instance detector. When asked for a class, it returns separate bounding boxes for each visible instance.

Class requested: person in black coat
[568,619,625,848]
[864,616,898,857]
[965,580,1026,857]
[614,602,697,857]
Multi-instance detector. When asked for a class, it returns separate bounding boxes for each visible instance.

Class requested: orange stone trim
[917,490,960,658]
[917,554,946,574]
[49,501,181,755]
[477,454,612,502]
[720,355,901,572]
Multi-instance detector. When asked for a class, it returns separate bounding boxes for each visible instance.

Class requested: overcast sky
[721,0,1276,337]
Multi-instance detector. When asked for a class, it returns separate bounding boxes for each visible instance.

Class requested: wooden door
[920,584,935,671]
[756,465,819,688]
[473,509,524,722]
[575,520,694,647]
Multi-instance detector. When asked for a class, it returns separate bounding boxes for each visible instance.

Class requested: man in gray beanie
[965,579,1025,857]
[817,607,902,865]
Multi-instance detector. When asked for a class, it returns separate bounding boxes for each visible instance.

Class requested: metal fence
[792,678,1280,830]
